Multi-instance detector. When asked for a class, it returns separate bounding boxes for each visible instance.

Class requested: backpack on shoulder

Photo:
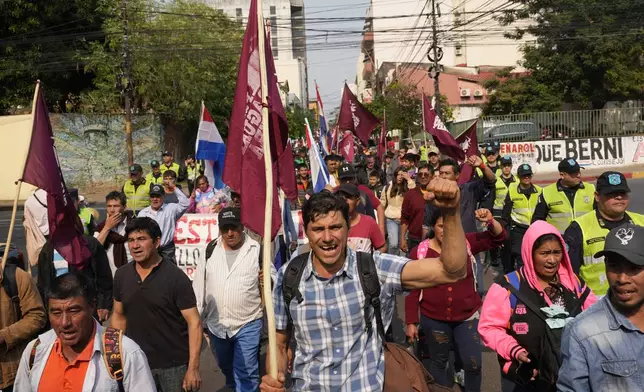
[0,243,27,322]
[282,251,452,392]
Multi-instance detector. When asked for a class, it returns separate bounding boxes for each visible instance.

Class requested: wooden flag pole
[2,81,40,276]
[256,0,279,379]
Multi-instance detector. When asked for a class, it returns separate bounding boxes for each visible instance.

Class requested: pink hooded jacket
[478,220,597,372]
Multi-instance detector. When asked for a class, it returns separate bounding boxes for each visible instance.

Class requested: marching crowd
[0,140,642,392]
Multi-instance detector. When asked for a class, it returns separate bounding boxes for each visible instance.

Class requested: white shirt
[14,321,156,392]
[94,221,133,276]
[24,189,49,236]
[193,234,277,339]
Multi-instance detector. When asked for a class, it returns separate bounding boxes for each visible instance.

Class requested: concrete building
[204,0,309,107]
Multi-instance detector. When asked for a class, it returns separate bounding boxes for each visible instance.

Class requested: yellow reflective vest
[574,211,644,296]
[541,182,595,233]
[186,163,202,182]
[78,208,94,235]
[123,179,150,214]
[160,162,180,176]
[145,172,163,185]
[493,175,516,213]
[508,183,542,226]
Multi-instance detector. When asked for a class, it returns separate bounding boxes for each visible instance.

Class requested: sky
[304,0,369,113]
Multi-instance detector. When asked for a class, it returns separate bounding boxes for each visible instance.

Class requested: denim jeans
[151,364,188,392]
[386,218,400,255]
[420,315,482,392]
[209,318,263,392]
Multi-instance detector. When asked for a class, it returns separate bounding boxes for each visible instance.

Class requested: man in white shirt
[95,191,134,276]
[193,207,277,391]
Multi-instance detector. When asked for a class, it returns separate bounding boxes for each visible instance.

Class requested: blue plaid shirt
[273,249,409,391]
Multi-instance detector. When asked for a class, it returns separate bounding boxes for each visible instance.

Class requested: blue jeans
[420,315,482,392]
[386,218,400,255]
[209,318,263,392]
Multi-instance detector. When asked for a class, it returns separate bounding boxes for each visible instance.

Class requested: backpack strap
[2,263,22,322]
[356,252,386,341]
[503,271,521,310]
[282,253,310,323]
[102,327,125,392]
[28,338,41,373]
[205,239,218,261]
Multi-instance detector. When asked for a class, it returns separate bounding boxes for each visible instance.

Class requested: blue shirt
[137,189,190,246]
[273,249,409,391]
[557,295,644,392]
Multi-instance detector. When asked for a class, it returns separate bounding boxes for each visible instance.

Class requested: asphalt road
[3,178,644,391]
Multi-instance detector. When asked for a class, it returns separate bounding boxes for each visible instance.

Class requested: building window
[235,8,242,24]
[270,7,278,59]
[270,6,276,15]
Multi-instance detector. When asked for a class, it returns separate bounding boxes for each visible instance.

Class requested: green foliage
[286,105,317,139]
[0,0,106,113]
[81,0,243,135]
[499,0,644,109]
[482,72,563,115]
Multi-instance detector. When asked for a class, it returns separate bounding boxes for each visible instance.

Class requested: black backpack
[1,244,26,322]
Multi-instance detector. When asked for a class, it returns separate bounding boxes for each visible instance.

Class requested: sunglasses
[418,172,432,177]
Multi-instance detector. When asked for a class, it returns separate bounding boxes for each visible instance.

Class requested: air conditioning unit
[474,89,483,97]
[460,89,471,97]
[455,47,462,56]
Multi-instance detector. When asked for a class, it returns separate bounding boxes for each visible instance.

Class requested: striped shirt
[193,234,277,339]
[273,249,409,391]
[137,188,189,246]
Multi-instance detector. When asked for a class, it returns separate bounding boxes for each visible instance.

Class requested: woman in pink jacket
[478,220,597,392]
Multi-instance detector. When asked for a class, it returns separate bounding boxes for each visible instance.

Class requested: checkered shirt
[273,249,409,391]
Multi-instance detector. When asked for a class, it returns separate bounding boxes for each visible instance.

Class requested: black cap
[335,183,360,197]
[517,164,533,177]
[150,160,160,167]
[596,171,630,195]
[69,188,79,200]
[149,184,164,196]
[129,164,143,174]
[558,158,582,174]
[595,223,644,266]
[324,154,343,162]
[338,163,356,179]
[219,207,242,228]
[500,155,513,165]
[162,150,173,157]
[485,145,499,155]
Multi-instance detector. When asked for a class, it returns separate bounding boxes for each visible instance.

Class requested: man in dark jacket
[37,235,113,323]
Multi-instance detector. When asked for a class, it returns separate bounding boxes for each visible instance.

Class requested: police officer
[145,160,164,185]
[122,164,150,216]
[531,158,595,233]
[160,150,181,177]
[492,156,517,218]
[70,188,95,235]
[184,154,203,194]
[502,164,542,271]
[563,171,644,297]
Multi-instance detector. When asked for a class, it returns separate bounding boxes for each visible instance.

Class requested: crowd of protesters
[0,139,641,392]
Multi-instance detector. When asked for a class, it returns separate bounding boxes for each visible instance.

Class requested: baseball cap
[500,155,513,165]
[149,184,164,196]
[335,183,360,197]
[596,171,630,195]
[338,163,356,179]
[428,146,439,156]
[517,164,533,177]
[129,164,142,174]
[485,145,499,155]
[558,158,582,174]
[219,207,242,228]
[595,223,644,266]
[162,150,173,157]
[150,160,160,167]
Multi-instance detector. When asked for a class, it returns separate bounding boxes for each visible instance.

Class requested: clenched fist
[425,178,460,210]
[475,208,493,223]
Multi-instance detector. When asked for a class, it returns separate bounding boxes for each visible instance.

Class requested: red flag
[337,83,379,146]
[455,121,479,184]
[423,95,465,162]
[21,85,91,268]
[377,110,387,161]
[223,0,296,239]
[339,131,355,162]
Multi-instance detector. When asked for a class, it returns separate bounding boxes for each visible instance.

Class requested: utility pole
[121,0,134,166]
[428,0,443,117]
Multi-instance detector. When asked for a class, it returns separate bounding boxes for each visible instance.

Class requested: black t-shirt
[113,259,196,369]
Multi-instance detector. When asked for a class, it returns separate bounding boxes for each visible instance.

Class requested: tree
[499,0,644,109]
[0,0,107,113]
[81,0,243,136]
[482,71,563,115]
[286,105,317,139]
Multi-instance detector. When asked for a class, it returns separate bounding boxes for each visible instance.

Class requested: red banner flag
[337,83,379,146]
[339,131,355,162]
[377,110,387,161]
[223,0,296,239]
[455,121,479,184]
[21,84,91,268]
[422,95,465,162]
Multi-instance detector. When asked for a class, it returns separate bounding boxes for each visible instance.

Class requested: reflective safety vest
[508,183,542,226]
[541,182,595,233]
[574,211,644,296]
[145,172,163,185]
[160,162,180,176]
[78,208,94,235]
[493,176,516,213]
[186,163,202,182]
[123,180,150,215]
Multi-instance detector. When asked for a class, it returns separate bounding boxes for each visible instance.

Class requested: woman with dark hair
[187,175,229,214]
[379,166,416,255]
[405,207,507,392]
[478,220,597,392]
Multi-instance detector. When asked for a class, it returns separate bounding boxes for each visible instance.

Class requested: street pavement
[3,178,644,391]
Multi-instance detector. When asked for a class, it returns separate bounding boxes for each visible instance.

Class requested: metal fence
[478,107,644,143]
